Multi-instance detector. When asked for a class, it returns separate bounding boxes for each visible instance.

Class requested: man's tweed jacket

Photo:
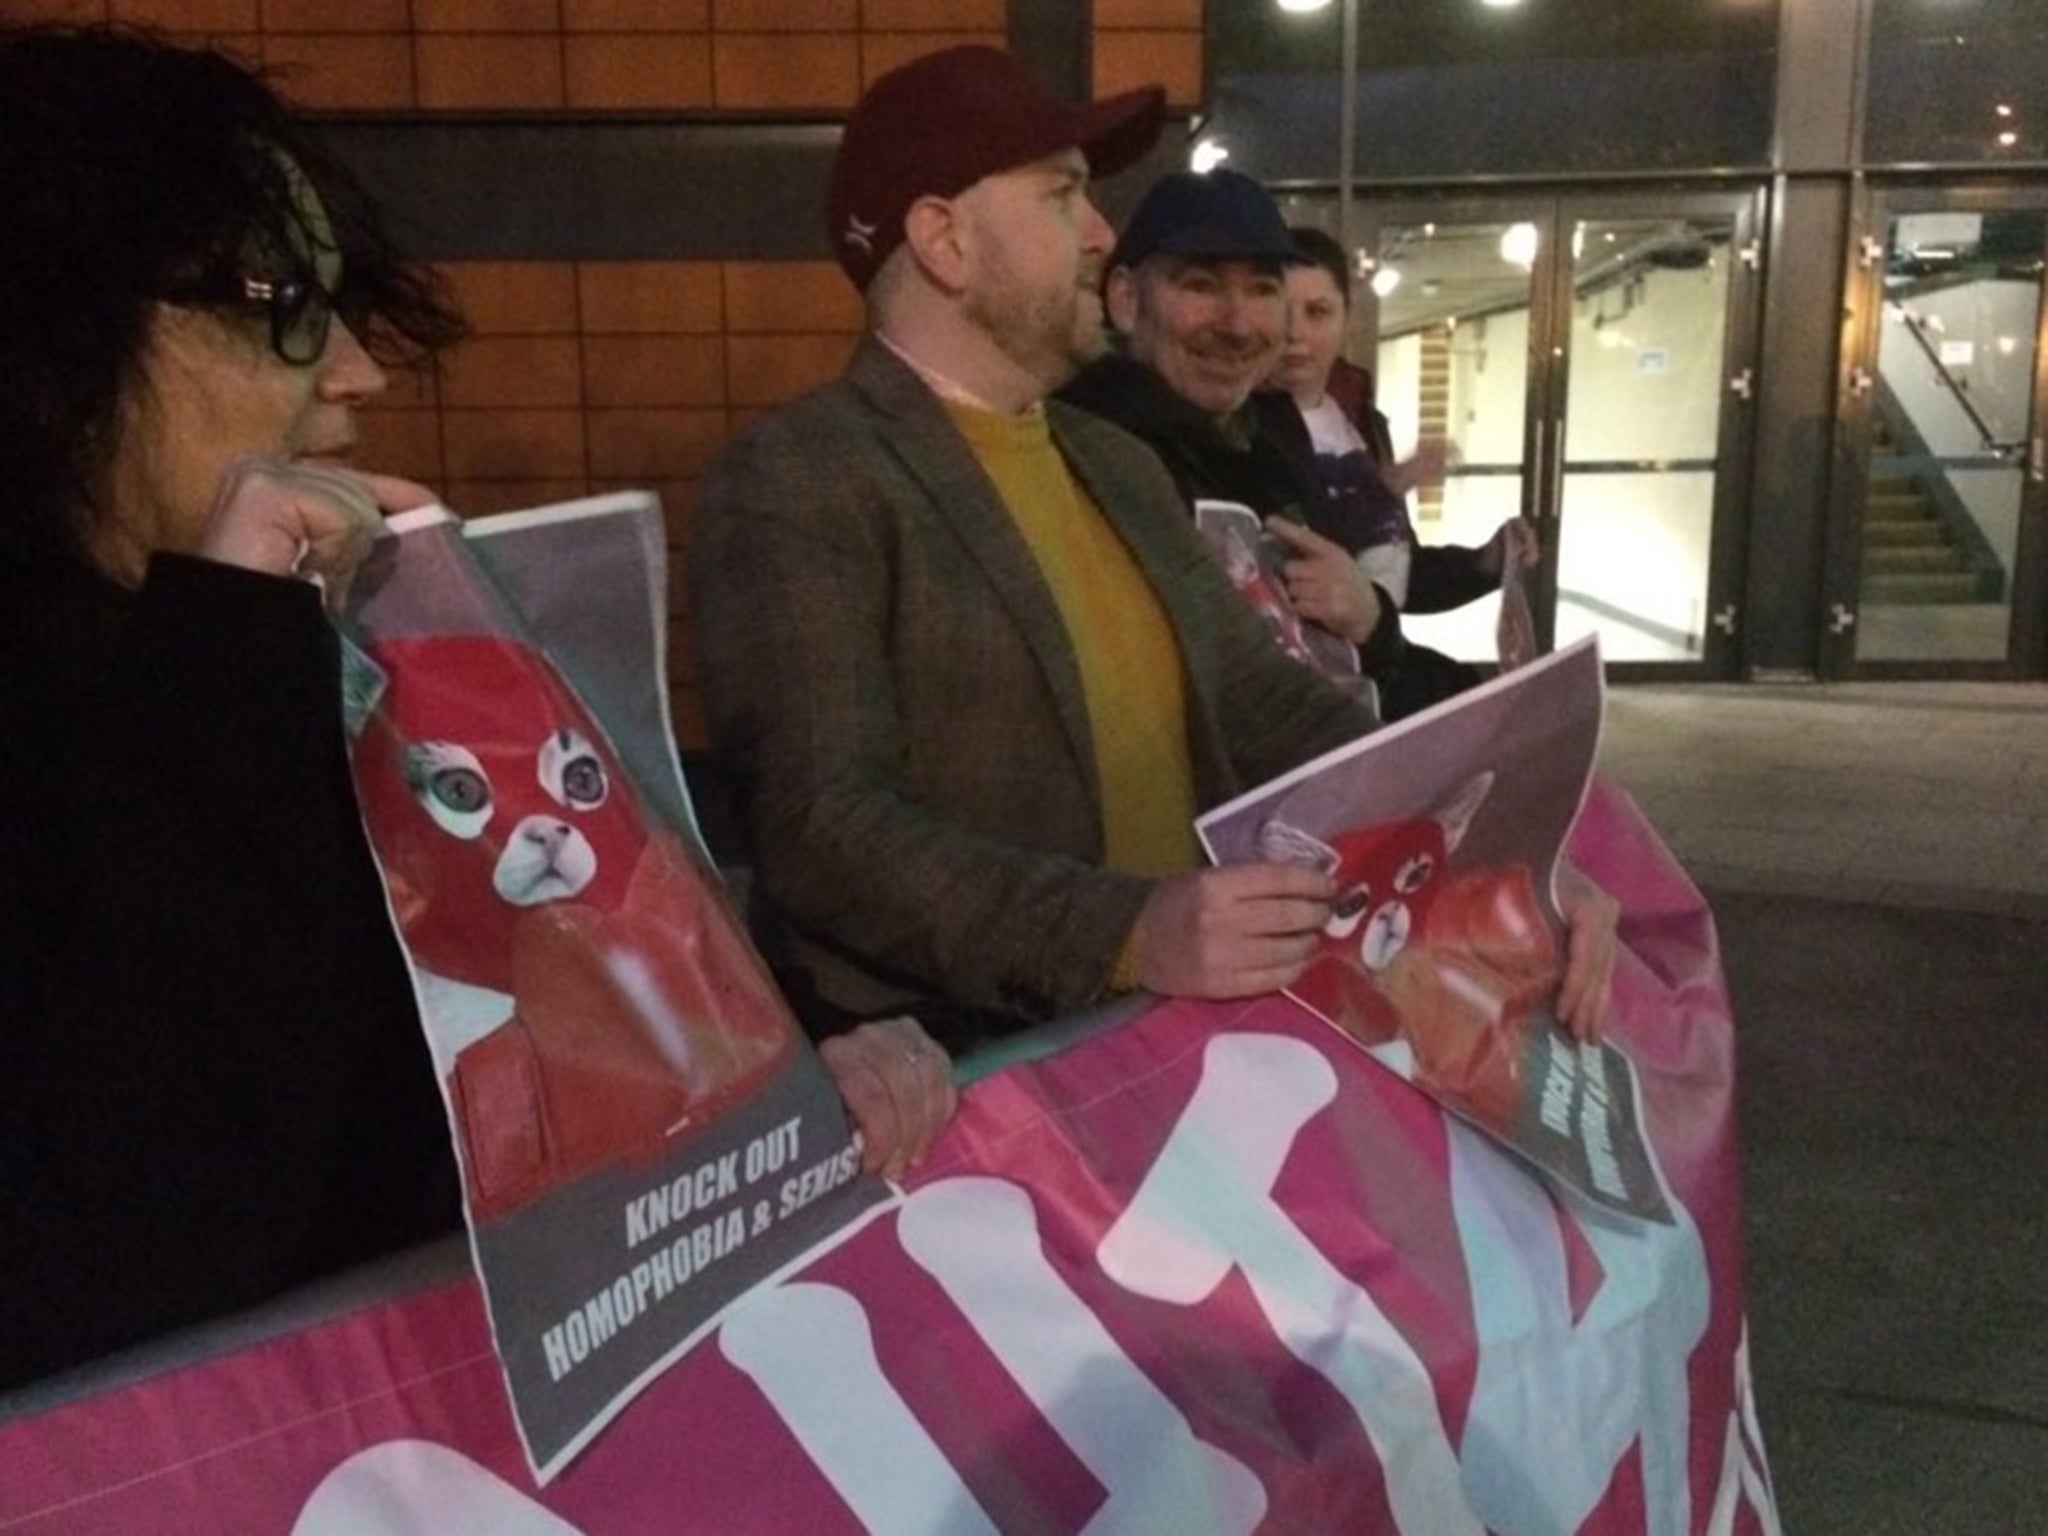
[689,338,1375,1048]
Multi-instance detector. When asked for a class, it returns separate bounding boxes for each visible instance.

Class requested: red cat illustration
[1257,771,1560,1134]
[351,634,793,1222]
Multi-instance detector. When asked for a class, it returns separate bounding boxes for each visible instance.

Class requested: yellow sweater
[946,400,1200,882]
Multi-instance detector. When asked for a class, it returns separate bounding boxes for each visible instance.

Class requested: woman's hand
[1554,863,1620,1043]
[1386,437,1452,497]
[196,457,440,604]
[1265,516,1383,644]
[818,1015,959,1182]
[1479,516,1540,581]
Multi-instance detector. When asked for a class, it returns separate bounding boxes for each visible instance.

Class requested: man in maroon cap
[690,48,1616,1066]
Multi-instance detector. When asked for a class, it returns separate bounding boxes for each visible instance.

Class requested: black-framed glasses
[165,270,337,366]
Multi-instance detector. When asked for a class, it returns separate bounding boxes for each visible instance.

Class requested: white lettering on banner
[897,1178,1269,1535]
[720,1282,1003,1536]
[1096,1032,1483,1536]
[1447,1116,1708,1536]
[1705,1328,1782,1536]
[293,1440,582,1536]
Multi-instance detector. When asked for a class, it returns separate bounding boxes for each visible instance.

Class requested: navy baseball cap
[1111,168,1302,271]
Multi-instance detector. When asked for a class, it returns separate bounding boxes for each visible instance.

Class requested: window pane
[1206,0,1778,182]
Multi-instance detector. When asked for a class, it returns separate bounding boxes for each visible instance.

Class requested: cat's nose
[525,820,573,854]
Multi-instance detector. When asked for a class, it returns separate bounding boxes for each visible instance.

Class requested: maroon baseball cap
[828,45,1165,291]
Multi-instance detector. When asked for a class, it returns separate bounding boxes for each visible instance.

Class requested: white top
[1298,395,1413,609]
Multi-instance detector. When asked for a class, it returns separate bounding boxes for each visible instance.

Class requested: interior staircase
[1860,469,1987,605]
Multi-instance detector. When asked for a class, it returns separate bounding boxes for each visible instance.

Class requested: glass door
[1829,189,2048,676]
[1336,188,1764,676]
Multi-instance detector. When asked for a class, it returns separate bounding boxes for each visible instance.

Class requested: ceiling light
[1500,222,1539,270]
[1276,0,1333,12]
[1190,139,1230,173]
[1370,266,1402,298]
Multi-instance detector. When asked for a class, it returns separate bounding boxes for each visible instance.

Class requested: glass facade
[1866,0,2048,167]
[1204,0,1780,183]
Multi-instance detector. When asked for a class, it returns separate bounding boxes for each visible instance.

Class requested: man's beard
[966,263,1107,393]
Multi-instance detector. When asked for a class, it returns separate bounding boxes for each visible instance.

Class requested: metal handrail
[1893,308,2026,458]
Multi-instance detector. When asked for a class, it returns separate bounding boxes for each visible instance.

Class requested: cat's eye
[433,768,489,814]
[538,729,609,810]
[560,758,605,806]
[1324,883,1370,940]
[1394,854,1434,894]
[403,742,493,840]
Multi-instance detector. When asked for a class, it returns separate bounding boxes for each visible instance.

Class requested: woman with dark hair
[0,25,470,1390]
[1275,225,1535,711]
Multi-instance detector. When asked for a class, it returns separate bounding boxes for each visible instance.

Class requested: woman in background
[1274,225,1536,712]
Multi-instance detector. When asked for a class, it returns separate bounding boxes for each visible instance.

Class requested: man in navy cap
[690,50,1616,1066]
[1061,169,1416,693]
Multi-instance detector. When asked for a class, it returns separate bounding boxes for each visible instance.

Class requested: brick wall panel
[442,479,593,516]
[111,0,255,29]
[444,263,581,334]
[258,0,404,32]
[1093,30,1200,108]
[1095,0,1202,28]
[416,34,565,110]
[577,263,724,334]
[721,261,862,335]
[437,336,585,409]
[726,333,860,406]
[582,337,728,408]
[861,0,1002,27]
[262,32,414,109]
[713,32,859,109]
[355,408,445,482]
[565,33,714,109]
[442,408,587,480]
[562,0,711,29]
[412,0,559,29]
[714,0,856,31]
[586,408,729,480]
[1,1,110,23]
[860,30,1004,88]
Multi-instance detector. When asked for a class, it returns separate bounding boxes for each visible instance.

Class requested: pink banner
[0,785,1777,1535]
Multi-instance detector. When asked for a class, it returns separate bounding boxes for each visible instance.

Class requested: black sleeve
[1405,543,1500,615]
[1,556,458,1389]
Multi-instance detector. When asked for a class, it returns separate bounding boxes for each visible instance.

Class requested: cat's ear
[1257,816,1340,875]
[1436,770,1494,853]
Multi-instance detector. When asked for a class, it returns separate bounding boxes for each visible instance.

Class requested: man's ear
[1104,266,1140,338]
[902,195,970,295]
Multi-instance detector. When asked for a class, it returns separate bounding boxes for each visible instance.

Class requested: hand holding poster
[1193,497,1371,696]
[338,495,887,1478]
[1198,636,1670,1221]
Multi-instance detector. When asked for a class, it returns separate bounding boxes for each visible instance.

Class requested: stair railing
[1893,308,2026,459]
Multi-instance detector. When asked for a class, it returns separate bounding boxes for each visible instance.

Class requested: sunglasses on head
[165,269,342,366]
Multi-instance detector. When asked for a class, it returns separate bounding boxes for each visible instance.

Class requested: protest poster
[336,494,888,1479]
[0,782,1778,1531]
[1198,636,1670,1222]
